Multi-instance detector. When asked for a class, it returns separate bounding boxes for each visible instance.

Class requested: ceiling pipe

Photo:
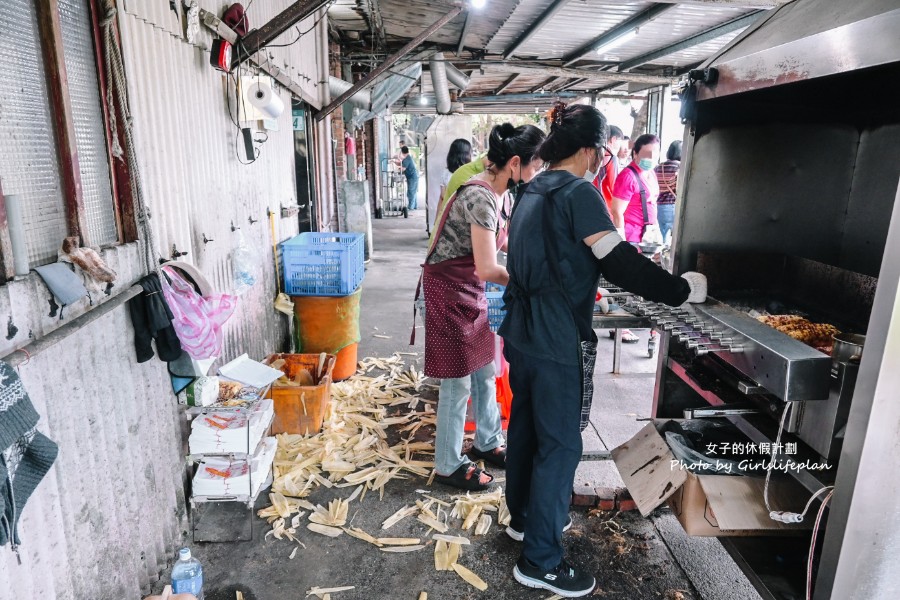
[328,77,372,110]
[445,63,471,90]
[429,52,452,114]
[315,6,462,120]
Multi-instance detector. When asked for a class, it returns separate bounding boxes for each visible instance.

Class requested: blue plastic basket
[280,232,365,296]
[486,288,506,333]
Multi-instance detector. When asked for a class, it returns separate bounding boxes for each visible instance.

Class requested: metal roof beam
[645,0,787,7]
[456,10,473,56]
[618,11,763,71]
[494,74,520,94]
[315,8,463,121]
[528,77,558,93]
[562,4,677,67]
[555,77,587,92]
[591,83,623,94]
[487,62,674,85]
[232,0,332,69]
[503,0,573,59]
[464,92,581,102]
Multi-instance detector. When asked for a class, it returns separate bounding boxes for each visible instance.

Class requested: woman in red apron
[420,123,545,491]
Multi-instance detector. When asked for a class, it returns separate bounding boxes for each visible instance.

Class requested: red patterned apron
[413,180,497,379]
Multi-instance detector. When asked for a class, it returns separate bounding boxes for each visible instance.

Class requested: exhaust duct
[429,52,451,114]
[328,77,372,111]
[445,63,471,90]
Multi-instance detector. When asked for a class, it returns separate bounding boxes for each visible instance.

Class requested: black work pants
[504,339,583,570]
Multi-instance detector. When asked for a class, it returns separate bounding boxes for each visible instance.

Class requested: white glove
[642,224,663,245]
[681,271,707,303]
[597,288,611,314]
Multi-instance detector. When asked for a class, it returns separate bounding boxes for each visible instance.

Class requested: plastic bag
[231,230,260,296]
[159,265,237,359]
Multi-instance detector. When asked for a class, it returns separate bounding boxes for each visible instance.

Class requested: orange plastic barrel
[292,288,361,381]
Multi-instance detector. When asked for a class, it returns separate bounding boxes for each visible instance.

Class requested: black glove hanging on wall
[129,273,183,363]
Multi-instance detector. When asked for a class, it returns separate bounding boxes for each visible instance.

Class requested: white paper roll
[247,81,284,119]
[4,194,29,276]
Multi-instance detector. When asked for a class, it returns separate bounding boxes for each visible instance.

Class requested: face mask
[583,150,602,182]
[508,162,524,193]
[639,158,655,171]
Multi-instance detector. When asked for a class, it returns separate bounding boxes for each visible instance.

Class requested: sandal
[434,462,494,492]
[469,445,507,469]
[621,329,639,343]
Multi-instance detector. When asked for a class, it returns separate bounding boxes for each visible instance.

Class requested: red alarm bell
[210,38,232,72]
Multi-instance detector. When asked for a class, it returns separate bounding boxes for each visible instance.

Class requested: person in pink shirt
[611,134,660,242]
[344,130,357,180]
[609,134,661,348]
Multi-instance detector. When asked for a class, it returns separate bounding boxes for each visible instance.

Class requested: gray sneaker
[505,516,573,542]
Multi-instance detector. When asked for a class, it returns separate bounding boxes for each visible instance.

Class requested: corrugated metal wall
[0,2,331,598]
[0,243,185,600]
[0,307,183,600]
[117,0,326,361]
[122,0,324,108]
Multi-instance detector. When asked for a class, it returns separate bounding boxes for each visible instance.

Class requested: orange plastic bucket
[292,288,361,381]
[265,353,336,435]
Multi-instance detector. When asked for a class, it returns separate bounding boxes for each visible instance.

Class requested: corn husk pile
[258,354,436,551]
[267,354,436,500]
[258,353,511,591]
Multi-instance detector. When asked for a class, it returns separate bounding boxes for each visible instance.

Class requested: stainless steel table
[592,310,653,373]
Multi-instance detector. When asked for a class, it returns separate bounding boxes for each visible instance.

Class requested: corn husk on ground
[258,353,511,591]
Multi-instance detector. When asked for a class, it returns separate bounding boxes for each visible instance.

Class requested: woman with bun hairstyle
[498,102,707,598]
[417,122,545,492]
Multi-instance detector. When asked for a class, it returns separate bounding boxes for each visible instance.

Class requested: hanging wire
[100,1,159,274]
[265,0,336,48]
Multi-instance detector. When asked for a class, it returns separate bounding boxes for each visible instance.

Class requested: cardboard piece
[612,420,813,537]
[611,422,688,517]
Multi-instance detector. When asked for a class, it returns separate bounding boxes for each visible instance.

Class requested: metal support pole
[613,329,622,374]
[315,7,464,122]
[2,285,142,368]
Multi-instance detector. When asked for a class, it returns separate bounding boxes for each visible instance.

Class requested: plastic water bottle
[171,547,204,599]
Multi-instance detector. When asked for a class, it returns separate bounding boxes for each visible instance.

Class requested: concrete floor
[359,210,763,600]
[160,209,763,600]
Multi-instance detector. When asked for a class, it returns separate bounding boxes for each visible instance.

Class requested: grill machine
[652,1,900,597]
